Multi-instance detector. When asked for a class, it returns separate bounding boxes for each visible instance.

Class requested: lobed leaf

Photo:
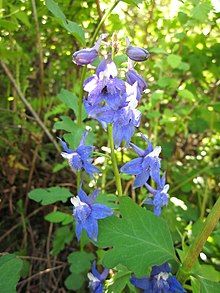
[28,187,72,205]
[97,197,175,276]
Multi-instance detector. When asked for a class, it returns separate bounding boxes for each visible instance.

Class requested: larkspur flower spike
[126,37,150,62]
[88,262,109,293]
[130,262,185,293]
[71,188,113,241]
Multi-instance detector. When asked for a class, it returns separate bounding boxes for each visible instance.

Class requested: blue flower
[144,173,169,216]
[88,262,109,293]
[130,262,185,293]
[58,131,99,177]
[83,58,126,111]
[71,188,113,241]
[126,38,150,62]
[120,135,161,188]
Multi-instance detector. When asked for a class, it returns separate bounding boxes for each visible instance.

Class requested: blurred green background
[0,0,220,291]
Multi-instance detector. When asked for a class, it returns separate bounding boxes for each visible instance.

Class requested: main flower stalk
[107,124,123,196]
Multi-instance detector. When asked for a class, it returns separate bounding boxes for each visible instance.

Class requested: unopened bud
[125,38,150,62]
[72,48,98,66]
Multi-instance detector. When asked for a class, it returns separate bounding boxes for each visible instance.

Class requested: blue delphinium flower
[58,131,99,177]
[144,173,169,216]
[130,262,185,293]
[120,134,161,188]
[88,262,109,293]
[83,58,126,111]
[71,188,113,241]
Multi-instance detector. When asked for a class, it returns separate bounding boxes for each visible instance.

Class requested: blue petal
[75,222,83,241]
[78,188,90,204]
[130,276,151,290]
[92,204,113,219]
[100,268,109,281]
[77,145,93,160]
[83,161,100,176]
[167,276,186,293]
[91,261,101,279]
[133,171,150,188]
[71,154,83,170]
[83,216,98,241]
[113,124,124,148]
[121,158,143,175]
[79,130,88,146]
[58,138,73,154]
[89,189,100,203]
[130,142,146,157]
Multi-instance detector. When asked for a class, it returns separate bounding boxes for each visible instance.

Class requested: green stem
[76,171,81,190]
[90,1,119,45]
[177,195,220,284]
[107,124,123,196]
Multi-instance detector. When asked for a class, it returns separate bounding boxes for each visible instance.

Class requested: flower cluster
[83,58,142,147]
[130,262,185,293]
[121,134,169,216]
[59,35,174,292]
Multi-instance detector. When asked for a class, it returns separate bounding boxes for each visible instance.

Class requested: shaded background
[0,0,220,291]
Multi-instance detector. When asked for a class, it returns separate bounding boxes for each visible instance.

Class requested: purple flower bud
[126,45,150,62]
[72,48,98,66]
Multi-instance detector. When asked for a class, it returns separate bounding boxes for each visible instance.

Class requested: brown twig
[0,61,60,152]
[17,264,66,286]
[0,206,45,243]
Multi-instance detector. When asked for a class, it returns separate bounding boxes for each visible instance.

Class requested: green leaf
[65,272,84,291]
[167,54,182,69]
[68,251,94,274]
[0,20,17,31]
[52,226,73,255]
[62,20,85,46]
[57,89,86,120]
[107,265,132,293]
[178,89,194,101]
[192,2,212,22]
[54,115,76,132]
[46,0,85,45]
[197,276,220,293]
[45,211,73,225]
[0,254,23,293]
[15,11,31,28]
[45,0,66,21]
[98,197,175,276]
[28,187,72,205]
[96,193,118,209]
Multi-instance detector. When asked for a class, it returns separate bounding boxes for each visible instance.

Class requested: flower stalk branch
[177,195,220,284]
[107,124,123,196]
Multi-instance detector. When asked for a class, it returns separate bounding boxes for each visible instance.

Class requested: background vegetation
[0,0,220,291]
